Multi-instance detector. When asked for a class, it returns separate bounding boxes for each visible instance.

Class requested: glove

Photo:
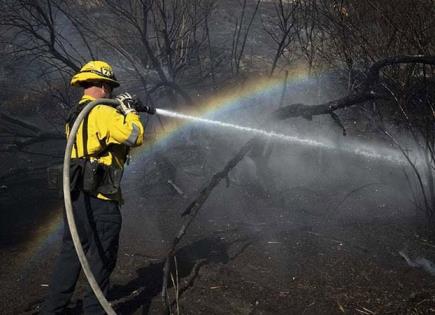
[115,92,156,115]
[115,92,137,115]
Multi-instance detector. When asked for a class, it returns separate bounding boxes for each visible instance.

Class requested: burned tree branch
[0,112,42,134]
[273,92,381,120]
[330,112,347,136]
[1,0,81,72]
[181,139,258,217]
[161,137,257,306]
[363,55,435,91]
[0,112,64,149]
[270,56,435,121]
[14,132,64,148]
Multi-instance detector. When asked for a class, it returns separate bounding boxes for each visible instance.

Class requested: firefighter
[42,61,155,314]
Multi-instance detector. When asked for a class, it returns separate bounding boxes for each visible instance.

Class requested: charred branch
[162,137,257,305]
[274,55,435,121]
[13,132,64,148]
[363,55,435,91]
[1,0,81,72]
[273,92,380,120]
[0,112,42,134]
[330,112,347,136]
[0,112,64,149]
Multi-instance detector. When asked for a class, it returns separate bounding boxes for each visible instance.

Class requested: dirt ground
[1,143,435,315]
[1,188,435,314]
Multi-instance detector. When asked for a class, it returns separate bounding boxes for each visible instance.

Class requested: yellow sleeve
[91,105,144,147]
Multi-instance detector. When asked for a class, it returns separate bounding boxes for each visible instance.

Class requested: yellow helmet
[71,60,120,88]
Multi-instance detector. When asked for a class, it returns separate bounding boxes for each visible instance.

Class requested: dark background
[0,1,435,314]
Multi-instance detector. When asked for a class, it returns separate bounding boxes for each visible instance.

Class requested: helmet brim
[71,72,120,88]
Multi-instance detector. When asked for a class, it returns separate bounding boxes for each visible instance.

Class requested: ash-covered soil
[2,140,435,315]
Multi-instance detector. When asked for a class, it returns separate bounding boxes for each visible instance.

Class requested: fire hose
[63,98,120,315]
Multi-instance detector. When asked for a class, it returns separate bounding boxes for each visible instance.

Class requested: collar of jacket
[80,94,97,104]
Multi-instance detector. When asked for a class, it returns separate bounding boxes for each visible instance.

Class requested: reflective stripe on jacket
[66,95,144,201]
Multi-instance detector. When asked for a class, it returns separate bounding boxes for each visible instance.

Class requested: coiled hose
[63,98,120,315]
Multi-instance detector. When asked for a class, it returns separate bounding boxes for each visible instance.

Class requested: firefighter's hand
[115,92,137,115]
[115,93,156,115]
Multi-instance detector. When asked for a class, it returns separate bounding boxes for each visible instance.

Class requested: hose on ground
[63,98,120,315]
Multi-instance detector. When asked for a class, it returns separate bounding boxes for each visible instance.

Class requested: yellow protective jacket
[66,95,144,201]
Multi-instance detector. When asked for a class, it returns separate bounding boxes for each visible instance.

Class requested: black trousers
[43,190,122,314]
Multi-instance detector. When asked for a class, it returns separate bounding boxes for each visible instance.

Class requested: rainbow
[133,69,312,159]
[23,69,313,263]
[13,206,63,274]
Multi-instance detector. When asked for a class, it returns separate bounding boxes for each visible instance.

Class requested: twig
[179,259,207,293]
[306,231,343,245]
[170,256,180,315]
[111,287,146,307]
[329,182,384,213]
[337,300,345,313]
[355,306,375,315]
[168,179,185,197]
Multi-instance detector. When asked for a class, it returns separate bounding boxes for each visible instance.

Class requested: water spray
[156,109,410,166]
